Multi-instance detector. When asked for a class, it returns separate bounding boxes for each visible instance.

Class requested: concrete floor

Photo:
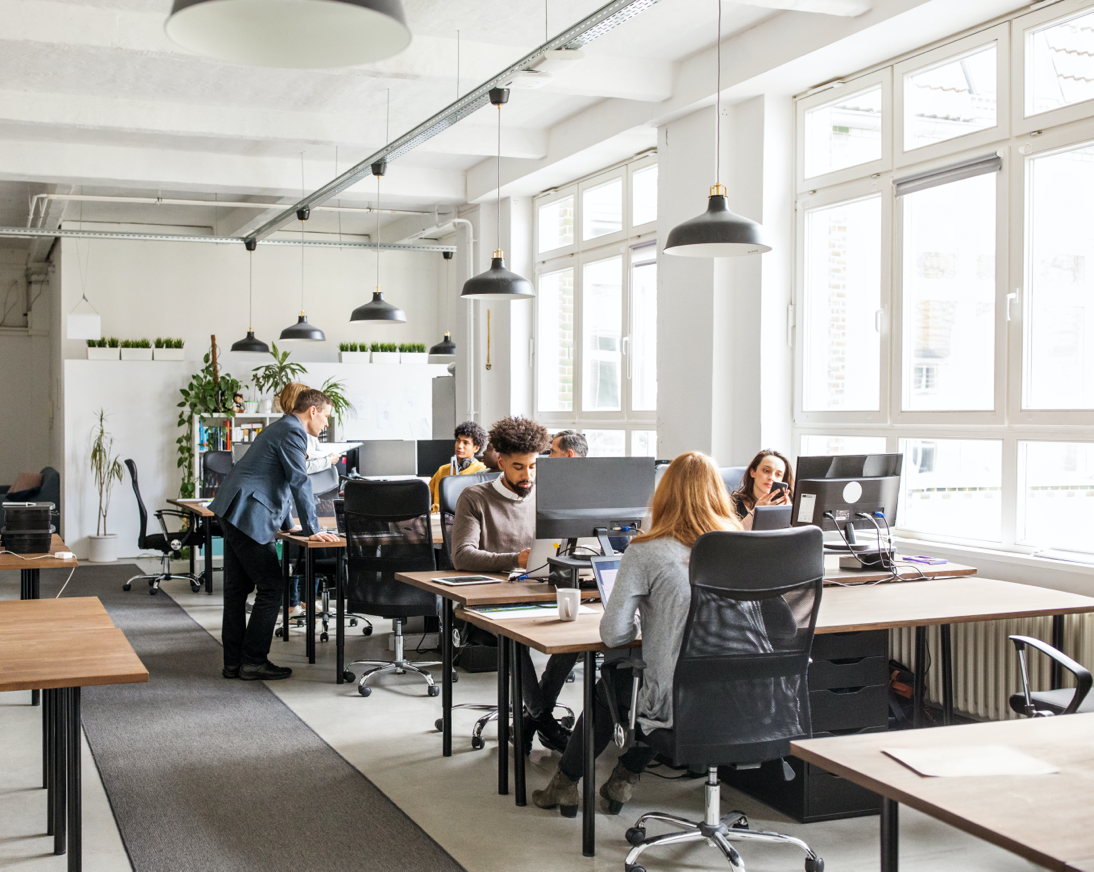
[0,564,1046,872]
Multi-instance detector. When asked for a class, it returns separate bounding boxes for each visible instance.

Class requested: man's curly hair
[454,420,488,451]
[488,416,550,457]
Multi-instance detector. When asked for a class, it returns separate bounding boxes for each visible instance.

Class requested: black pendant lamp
[663,1,770,259]
[461,88,534,300]
[280,197,326,341]
[429,251,457,355]
[165,0,411,69]
[350,160,407,323]
[231,241,271,353]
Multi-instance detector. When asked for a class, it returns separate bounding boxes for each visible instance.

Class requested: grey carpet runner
[39,564,464,872]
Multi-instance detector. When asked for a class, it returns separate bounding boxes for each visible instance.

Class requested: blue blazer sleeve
[278,425,319,536]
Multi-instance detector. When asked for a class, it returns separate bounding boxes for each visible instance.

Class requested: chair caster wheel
[625,866,646,872]
[274,628,283,638]
[471,736,485,750]
[805,859,824,872]
[358,685,372,697]
[363,626,373,636]
[427,685,440,697]
[625,827,646,846]
[320,632,329,643]
[150,588,159,595]
[565,671,576,683]
[349,618,357,627]
[434,719,444,731]
[122,583,131,591]
[731,814,750,829]
[451,671,459,683]
[560,715,575,729]
[190,582,201,593]
[342,671,355,683]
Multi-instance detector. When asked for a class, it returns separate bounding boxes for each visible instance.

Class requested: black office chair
[1008,635,1094,717]
[608,527,825,872]
[344,479,442,698]
[122,459,203,596]
[438,470,501,570]
[202,450,233,498]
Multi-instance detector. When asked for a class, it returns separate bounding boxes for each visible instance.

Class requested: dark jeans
[559,665,656,782]
[221,519,285,668]
[520,650,579,719]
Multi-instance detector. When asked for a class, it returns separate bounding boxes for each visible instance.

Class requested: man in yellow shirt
[428,421,489,512]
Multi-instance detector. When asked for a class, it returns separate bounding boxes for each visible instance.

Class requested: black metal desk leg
[940,624,954,726]
[881,797,898,872]
[43,688,51,789]
[203,517,214,594]
[54,688,67,856]
[512,640,526,807]
[582,650,596,857]
[497,636,510,796]
[441,599,453,756]
[189,534,196,577]
[336,554,346,684]
[67,687,81,872]
[913,626,927,729]
[21,567,30,599]
[306,549,316,664]
[281,544,291,644]
[1051,614,1065,690]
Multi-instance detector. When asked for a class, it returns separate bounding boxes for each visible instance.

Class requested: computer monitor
[416,439,455,477]
[355,440,418,477]
[535,457,655,541]
[791,454,903,534]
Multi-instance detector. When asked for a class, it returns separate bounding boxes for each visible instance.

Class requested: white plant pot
[339,352,370,363]
[154,347,185,360]
[400,352,428,364]
[371,352,400,363]
[121,348,153,361]
[87,347,120,360]
[88,534,117,563]
[258,398,273,413]
[243,400,259,414]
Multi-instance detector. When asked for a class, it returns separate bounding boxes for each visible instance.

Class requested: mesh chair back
[669,527,824,767]
[344,479,439,619]
[437,471,501,570]
[308,466,341,519]
[202,450,233,498]
[124,459,151,549]
[719,466,749,496]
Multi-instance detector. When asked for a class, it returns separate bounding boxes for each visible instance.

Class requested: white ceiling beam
[734,0,872,16]
[27,183,72,262]
[528,55,675,102]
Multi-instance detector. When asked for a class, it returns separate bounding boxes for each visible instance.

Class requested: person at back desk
[730,448,794,531]
[428,420,489,512]
[451,416,574,754]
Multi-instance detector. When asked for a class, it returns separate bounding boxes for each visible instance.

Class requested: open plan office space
[5,0,1094,870]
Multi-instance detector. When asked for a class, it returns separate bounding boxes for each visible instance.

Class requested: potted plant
[251,343,306,412]
[338,341,370,363]
[89,409,123,563]
[154,337,186,361]
[121,338,153,361]
[319,377,354,440]
[86,337,120,360]
[399,342,428,363]
[371,341,399,363]
[176,340,243,498]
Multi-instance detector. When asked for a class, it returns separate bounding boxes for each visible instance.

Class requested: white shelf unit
[192,413,279,495]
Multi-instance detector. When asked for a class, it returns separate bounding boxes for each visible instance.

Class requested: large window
[795,7,1094,558]
[533,156,657,456]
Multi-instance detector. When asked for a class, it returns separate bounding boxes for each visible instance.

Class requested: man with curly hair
[427,420,489,512]
[451,415,577,754]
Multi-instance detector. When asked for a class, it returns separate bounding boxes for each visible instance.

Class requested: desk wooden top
[0,596,113,632]
[395,571,600,607]
[457,603,641,656]
[0,627,147,691]
[0,534,78,570]
[822,553,975,585]
[793,714,1094,872]
[167,498,216,518]
[816,577,1094,634]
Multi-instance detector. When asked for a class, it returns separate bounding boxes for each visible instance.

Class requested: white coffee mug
[557,588,581,622]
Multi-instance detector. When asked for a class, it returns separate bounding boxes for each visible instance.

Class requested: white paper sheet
[472,604,597,621]
[883,745,1059,777]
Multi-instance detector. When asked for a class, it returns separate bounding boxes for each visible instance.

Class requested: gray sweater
[600,537,693,733]
[451,480,535,572]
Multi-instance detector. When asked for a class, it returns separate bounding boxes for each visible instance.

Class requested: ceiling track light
[231,238,271,353]
[461,88,534,300]
[663,0,770,259]
[351,158,407,324]
[165,0,412,69]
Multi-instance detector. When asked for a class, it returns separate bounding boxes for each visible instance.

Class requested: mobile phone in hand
[770,481,789,498]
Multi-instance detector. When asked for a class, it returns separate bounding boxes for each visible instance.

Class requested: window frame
[534,184,578,259]
[579,168,628,248]
[628,154,659,235]
[1013,0,1094,136]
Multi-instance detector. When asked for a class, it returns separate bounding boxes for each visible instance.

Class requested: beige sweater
[451,480,535,572]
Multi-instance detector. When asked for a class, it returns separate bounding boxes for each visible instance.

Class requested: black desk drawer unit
[722,630,888,822]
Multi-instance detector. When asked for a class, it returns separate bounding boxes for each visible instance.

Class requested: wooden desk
[792,713,1094,872]
[395,570,599,756]
[822,553,975,585]
[167,499,216,594]
[0,533,79,600]
[0,599,147,872]
[275,530,345,672]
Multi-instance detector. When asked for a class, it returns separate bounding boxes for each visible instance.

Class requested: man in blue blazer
[210,387,339,680]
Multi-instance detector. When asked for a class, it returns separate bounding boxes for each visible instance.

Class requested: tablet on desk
[434,575,501,586]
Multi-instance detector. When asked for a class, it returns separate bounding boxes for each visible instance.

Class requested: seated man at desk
[533,451,744,817]
[548,429,588,459]
[428,420,489,512]
[451,415,574,753]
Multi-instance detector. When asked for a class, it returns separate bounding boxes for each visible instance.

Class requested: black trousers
[520,650,579,718]
[559,665,656,782]
[221,519,284,667]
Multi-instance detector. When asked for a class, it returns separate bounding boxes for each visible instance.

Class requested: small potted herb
[121,338,154,361]
[86,337,119,360]
[154,337,186,361]
[370,341,399,364]
[338,341,369,363]
[399,342,428,363]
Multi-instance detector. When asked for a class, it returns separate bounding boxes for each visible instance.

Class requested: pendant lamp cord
[248,250,253,330]
[497,101,502,250]
[715,0,722,187]
[300,152,305,312]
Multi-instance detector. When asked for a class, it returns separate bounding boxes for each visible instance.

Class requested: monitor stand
[547,529,616,588]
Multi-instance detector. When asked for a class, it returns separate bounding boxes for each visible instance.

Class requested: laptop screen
[589,556,621,604]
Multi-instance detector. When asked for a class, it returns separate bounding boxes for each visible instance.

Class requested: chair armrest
[0,485,9,496]
[602,657,646,749]
[1009,635,1093,716]
[152,509,172,540]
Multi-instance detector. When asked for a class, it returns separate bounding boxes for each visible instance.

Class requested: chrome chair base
[122,554,201,596]
[351,618,440,697]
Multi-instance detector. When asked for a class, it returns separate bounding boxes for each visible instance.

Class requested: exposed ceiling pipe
[0,225,454,253]
[26,193,431,229]
[245,0,665,245]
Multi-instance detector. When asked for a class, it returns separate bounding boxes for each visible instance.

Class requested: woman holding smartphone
[730,449,794,531]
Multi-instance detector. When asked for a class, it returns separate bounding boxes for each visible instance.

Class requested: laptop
[589,555,622,604]
[752,505,792,531]
[511,537,601,579]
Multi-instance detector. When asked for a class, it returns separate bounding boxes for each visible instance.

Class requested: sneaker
[286,605,305,619]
